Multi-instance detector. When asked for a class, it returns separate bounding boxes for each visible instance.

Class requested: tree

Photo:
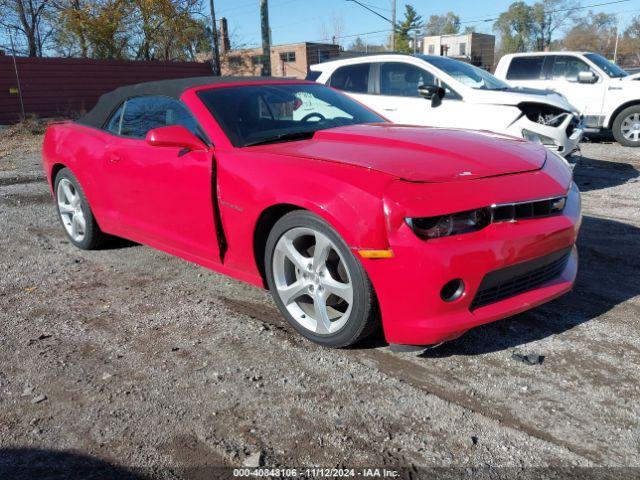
[52,0,130,59]
[618,15,640,65]
[318,12,345,45]
[562,12,617,56]
[132,0,207,61]
[493,1,534,54]
[51,0,90,57]
[0,0,53,56]
[394,4,422,53]
[531,0,579,51]
[83,0,130,59]
[424,12,460,36]
[347,36,387,53]
[50,0,208,60]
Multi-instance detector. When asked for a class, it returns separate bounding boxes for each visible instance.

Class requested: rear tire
[54,168,107,250]
[265,210,380,348]
[612,105,640,147]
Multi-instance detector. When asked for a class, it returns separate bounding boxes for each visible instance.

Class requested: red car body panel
[275,124,546,182]
[42,79,581,346]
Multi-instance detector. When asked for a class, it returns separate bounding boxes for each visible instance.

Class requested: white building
[423,32,495,71]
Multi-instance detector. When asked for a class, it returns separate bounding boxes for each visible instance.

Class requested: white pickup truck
[495,52,640,146]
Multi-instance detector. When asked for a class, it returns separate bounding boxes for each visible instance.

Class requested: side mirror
[146,125,207,152]
[577,71,598,84]
[418,84,446,107]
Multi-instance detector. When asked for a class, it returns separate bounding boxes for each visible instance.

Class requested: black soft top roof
[76,76,298,129]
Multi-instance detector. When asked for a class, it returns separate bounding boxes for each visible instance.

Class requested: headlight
[406,208,491,239]
[522,129,557,146]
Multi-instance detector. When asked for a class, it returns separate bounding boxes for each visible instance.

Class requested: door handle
[109,154,121,163]
[383,107,397,112]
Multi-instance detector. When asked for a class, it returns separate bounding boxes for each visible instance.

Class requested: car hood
[250,124,547,183]
[470,86,578,113]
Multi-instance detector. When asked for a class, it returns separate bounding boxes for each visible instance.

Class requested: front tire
[612,105,640,147]
[265,211,379,348]
[54,168,106,250]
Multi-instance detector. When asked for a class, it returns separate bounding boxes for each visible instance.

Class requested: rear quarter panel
[42,123,115,232]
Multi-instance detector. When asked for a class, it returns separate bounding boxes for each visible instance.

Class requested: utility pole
[209,0,221,75]
[613,25,619,63]
[391,0,396,51]
[8,28,26,120]
[260,0,271,76]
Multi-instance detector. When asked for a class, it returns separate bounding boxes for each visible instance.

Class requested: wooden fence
[0,56,213,124]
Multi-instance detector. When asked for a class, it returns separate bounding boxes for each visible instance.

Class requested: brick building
[221,42,341,78]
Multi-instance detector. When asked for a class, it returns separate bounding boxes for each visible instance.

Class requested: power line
[271,13,334,30]
[358,1,392,12]
[459,0,632,24]
[310,28,392,44]
[218,0,299,19]
[295,2,640,47]
[345,0,393,24]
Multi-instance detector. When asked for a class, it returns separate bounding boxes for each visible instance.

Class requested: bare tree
[531,0,579,51]
[0,0,53,56]
[318,12,345,44]
[619,15,640,65]
[424,12,460,36]
[562,11,617,56]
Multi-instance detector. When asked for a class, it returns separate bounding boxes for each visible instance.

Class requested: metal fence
[0,56,213,124]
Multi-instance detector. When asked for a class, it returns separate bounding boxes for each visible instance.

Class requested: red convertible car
[42,77,581,348]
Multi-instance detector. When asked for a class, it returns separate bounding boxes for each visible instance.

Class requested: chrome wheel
[57,178,86,242]
[621,113,640,142]
[272,227,353,335]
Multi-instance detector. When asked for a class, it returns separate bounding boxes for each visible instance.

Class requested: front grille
[491,196,566,223]
[471,248,571,310]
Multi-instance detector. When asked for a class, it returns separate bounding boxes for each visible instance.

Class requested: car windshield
[197,83,385,147]
[417,55,511,90]
[585,53,628,78]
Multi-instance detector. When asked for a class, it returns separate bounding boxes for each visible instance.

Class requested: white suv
[495,52,640,147]
[309,54,583,158]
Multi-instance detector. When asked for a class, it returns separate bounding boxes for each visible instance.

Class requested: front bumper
[362,181,581,346]
[507,113,583,158]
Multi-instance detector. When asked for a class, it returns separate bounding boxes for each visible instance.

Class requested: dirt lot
[0,126,639,478]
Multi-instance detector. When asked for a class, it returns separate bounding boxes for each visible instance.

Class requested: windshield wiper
[244,130,317,147]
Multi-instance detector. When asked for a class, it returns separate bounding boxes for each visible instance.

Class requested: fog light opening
[441,279,465,302]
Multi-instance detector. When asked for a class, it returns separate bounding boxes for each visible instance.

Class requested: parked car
[495,52,640,147]
[42,77,581,349]
[309,54,583,160]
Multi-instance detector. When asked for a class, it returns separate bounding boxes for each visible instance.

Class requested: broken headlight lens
[406,208,492,239]
[522,129,557,146]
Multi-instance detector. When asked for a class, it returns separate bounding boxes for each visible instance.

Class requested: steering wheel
[301,112,326,122]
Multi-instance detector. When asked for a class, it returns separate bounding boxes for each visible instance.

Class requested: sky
[210,0,640,49]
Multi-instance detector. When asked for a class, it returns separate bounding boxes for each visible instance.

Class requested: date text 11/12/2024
[233,467,400,477]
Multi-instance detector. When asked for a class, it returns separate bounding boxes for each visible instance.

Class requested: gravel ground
[0,131,638,479]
